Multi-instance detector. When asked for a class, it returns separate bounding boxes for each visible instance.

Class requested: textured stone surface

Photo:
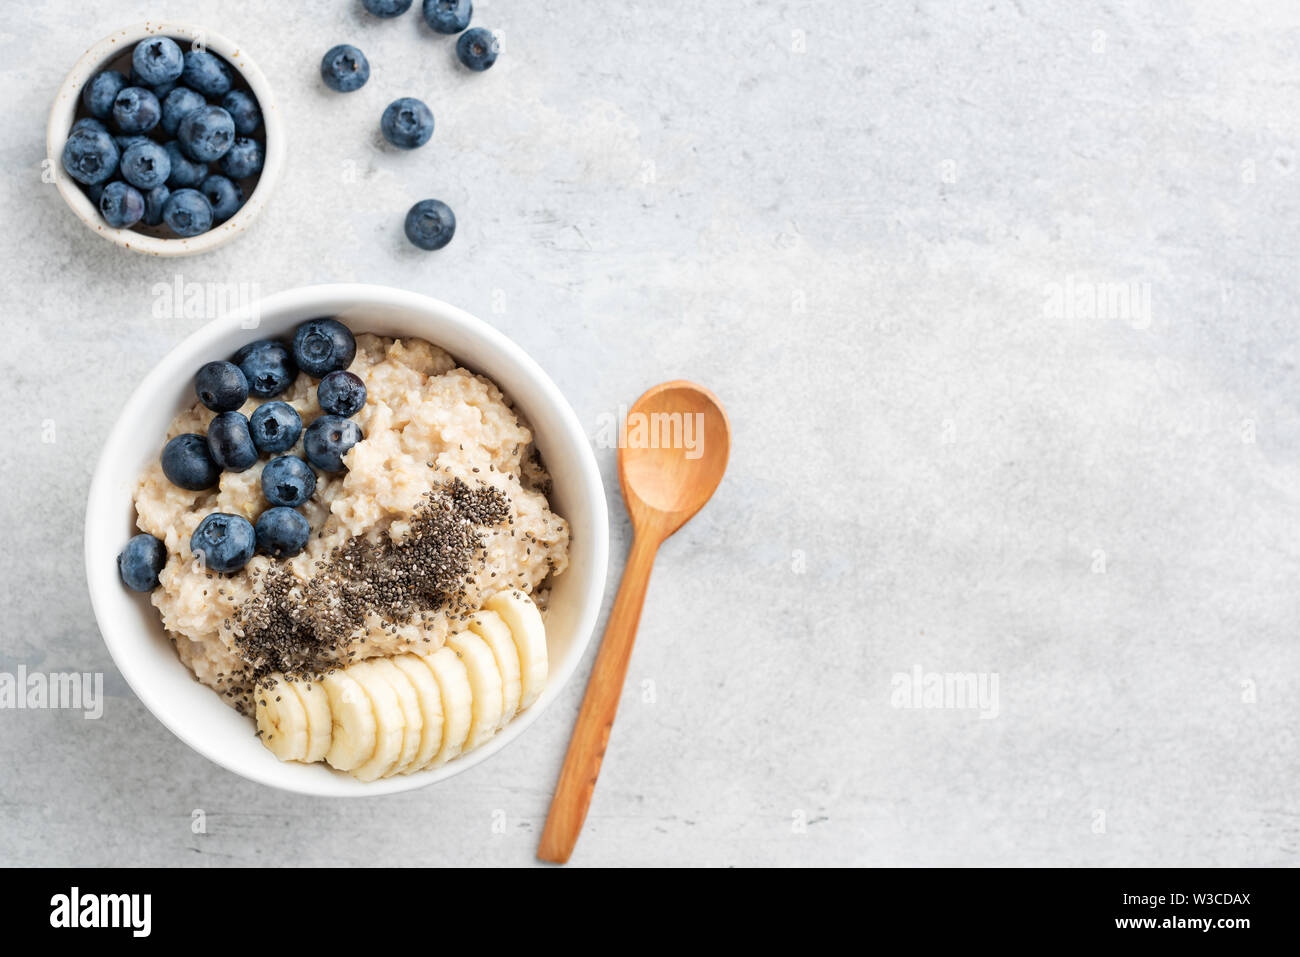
[1,1,1297,866]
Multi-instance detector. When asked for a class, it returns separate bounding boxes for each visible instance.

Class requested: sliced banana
[294,679,333,763]
[483,590,548,710]
[255,675,309,762]
[468,610,522,729]
[348,660,407,782]
[424,646,473,765]
[391,654,444,772]
[366,658,423,777]
[322,671,377,772]
[445,629,504,752]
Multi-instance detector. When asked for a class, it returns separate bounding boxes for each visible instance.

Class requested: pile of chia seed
[227,478,509,704]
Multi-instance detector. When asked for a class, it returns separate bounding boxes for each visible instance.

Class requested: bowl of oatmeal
[84,283,609,795]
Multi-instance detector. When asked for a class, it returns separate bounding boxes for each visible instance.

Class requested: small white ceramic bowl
[85,284,609,795]
[47,22,284,257]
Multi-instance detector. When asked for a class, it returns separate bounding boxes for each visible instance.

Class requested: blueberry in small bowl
[48,22,282,255]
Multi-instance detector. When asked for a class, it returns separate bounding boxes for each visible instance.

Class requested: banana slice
[348,660,407,782]
[322,671,377,772]
[366,658,423,777]
[256,675,309,762]
[468,610,522,729]
[294,679,333,763]
[391,655,444,772]
[445,629,504,752]
[483,590,548,710]
[423,646,473,765]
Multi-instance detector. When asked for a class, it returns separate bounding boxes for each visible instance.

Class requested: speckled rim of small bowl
[46,21,284,257]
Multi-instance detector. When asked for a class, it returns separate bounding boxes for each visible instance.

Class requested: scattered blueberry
[404,199,456,250]
[61,128,119,185]
[221,89,262,134]
[120,140,172,190]
[217,137,263,179]
[456,27,499,71]
[161,433,221,490]
[321,44,370,93]
[235,339,297,398]
[118,534,167,592]
[163,141,208,188]
[82,70,127,119]
[99,182,145,228]
[249,401,303,453]
[304,415,364,472]
[190,512,256,573]
[293,319,356,377]
[318,370,367,416]
[161,86,206,136]
[195,360,249,412]
[423,0,472,34]
[142,184,171,226]
[255,507,311,558]
[261,455,317,507]
[364,0,413,16]
[72,117,109,136]
[132,36,184,87]
[380,97,434,149]
[162,188,214,236]
[181,49,233,97]
[200,173,243,221]
[111,86,162,134]
[206,411,259,471]
[178,104,235,162]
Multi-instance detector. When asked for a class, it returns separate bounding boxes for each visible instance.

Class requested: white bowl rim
[47,21,285,258]
[84,283,609,795]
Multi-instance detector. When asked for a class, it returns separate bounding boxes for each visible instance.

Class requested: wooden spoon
[537,380,731,863]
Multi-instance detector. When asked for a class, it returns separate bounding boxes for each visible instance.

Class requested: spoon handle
[538,532,661,863]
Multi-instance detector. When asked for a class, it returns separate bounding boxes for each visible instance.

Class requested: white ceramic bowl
[85,284,609,795]
[47,21,284,257]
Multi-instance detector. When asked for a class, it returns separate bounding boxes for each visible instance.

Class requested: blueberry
[321,44,370,93]
[249,401,303,453]
[364,0,413,16]
[217,138,264,179]
[200,173,243,221]
[178,105,235,162]
[114,134,152,153]
[162,141,208,188]
[195,360,249,412]
[456,28,499,71]
[85,183,106,205]
[261,455,316,507]
[181,49,233,97]
[132,36,184,87]
[111,87,161,134]
[142,184,171,226]
[72,117,109,137]
[82,70,127,119]
[120,140,172,190]
[190,512,256,573]
[206,411,259,472]
[99,181,145,228]
[118,533,167,592]
[162,188,214,236]
[304,415,363,472]
[254,507,310,559]
[317,370,367,416]
[150,78,178,100]
[423,0,471,34]
[235,339,297,398]
[221,89,262,134]
[61,128,119,185]
[380,97,434,149]
[404,199,456,250]
[161,433,221,490]
[292,319,356,377]
[161,86,206,136]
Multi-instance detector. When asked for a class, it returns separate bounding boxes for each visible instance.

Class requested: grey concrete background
[2,0,1297,867]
